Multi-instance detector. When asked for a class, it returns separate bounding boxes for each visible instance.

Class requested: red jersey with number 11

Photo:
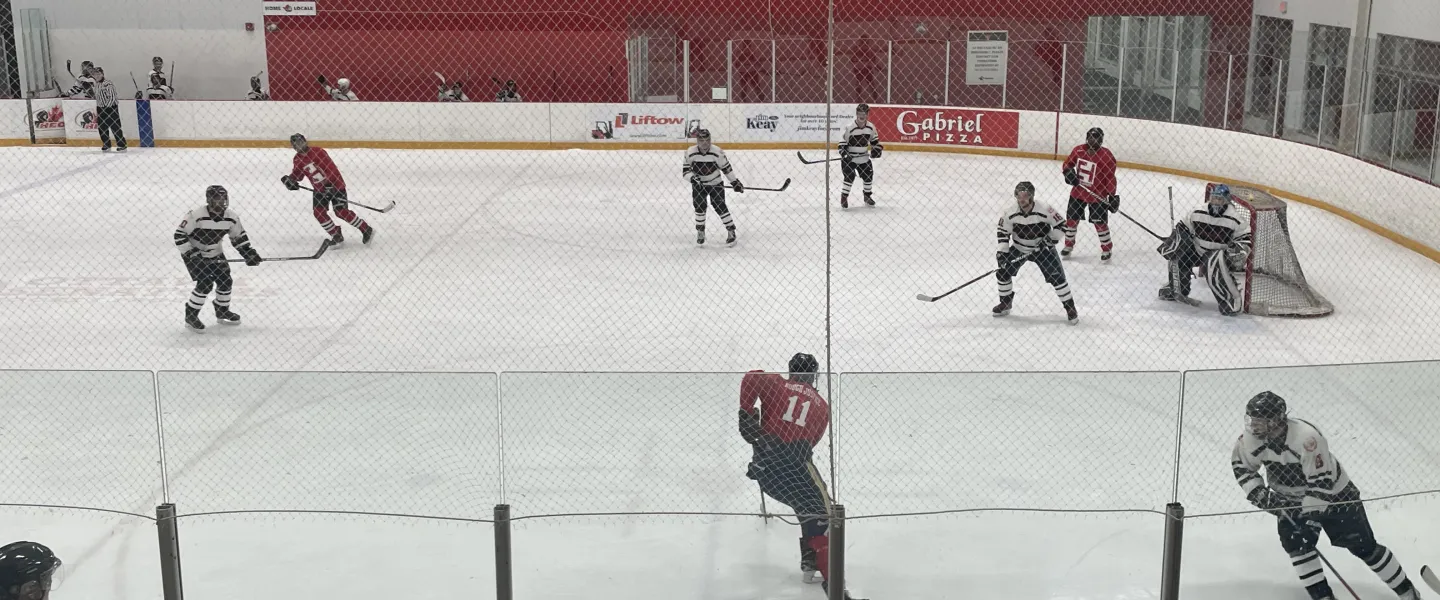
[739,371,830,447]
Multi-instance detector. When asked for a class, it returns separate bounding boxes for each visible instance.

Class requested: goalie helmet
[1245,391,1288,439]
[336,78,351,89]
[788,352,819,387]
[205,185,228,215]
[0,541,61,595]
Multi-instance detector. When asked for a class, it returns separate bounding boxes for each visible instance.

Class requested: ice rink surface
[2,146,1439,599]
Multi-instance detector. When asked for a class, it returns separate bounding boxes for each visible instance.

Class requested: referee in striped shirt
[92,67,127,152]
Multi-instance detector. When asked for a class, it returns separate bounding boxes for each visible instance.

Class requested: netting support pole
[1058,44,1067,112]
[156,503,184,600]
[1389,76,1405,167]
[1159,502,1185,600]
[1170,49,1180,123]
[1116,18,1126,117]
[1318,65,1329,145]
[1430,86,1440,181]
[771,39,777,103]
[885,40,893,104]
[682,40,690,103]
[495,504,513,600]
[943,41,951,106]
[1272,59,1284,137]
[1223,54,1234,129]
[828,504,846,600]
[726,40,733,104]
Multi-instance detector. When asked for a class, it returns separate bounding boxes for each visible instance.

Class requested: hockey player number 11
[782,395,812,427]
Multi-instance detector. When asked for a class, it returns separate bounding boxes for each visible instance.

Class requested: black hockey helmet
[289,133,308,152]
[694,128,711,141]
[0,541,61,596]
[1245,391,1288,438]
[788,352,819,387]
[856,103,870,114]
[1086,127,1104,148]
[1015,181,1036,196]
[205,185,228,215]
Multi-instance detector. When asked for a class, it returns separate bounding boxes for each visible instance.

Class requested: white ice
[1,147,1437,599]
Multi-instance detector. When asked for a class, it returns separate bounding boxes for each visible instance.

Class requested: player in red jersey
[739,353,860,599]
[1060,127,1120,261]
[281,133,375,245]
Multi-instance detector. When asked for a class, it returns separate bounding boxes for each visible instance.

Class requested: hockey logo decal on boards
[868,105,1020,149]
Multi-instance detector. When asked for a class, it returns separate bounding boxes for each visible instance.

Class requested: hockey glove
[1106,195,1120,213]
[731,180,745,194]
[1248,486,1298,516]
[316,75,328,86]
[1064,168,1080,186]
[738,409,763,446]
[1281,515,1324,548]
[870,144,884,159]
[181,249,204,281]
[242,249,263,267]
[281,175,300,191]
[997,247,1023,269]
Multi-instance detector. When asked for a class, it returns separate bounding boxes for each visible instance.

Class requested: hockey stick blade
[917,269,999,303]
[1422,565,1439,594]
[796,151,839,165]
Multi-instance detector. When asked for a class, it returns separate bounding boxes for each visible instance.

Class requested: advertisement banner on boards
[261,2,317,16]
[867,105,1020,149]
[30,99,66,143]
[588,105,699,141]
[731,107,849,142]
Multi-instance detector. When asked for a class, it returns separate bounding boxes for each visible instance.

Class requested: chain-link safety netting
[5,0,1440,598]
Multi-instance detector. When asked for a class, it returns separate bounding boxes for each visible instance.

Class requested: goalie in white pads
[994,182,1079,324]
[1234,392,1423,600]
[1157,184,1251,315]
[683,129,744,247]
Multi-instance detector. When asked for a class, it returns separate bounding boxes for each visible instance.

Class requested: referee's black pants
[97,106,127,150]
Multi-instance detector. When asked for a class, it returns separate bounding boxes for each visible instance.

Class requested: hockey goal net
[1207,183,1334,317]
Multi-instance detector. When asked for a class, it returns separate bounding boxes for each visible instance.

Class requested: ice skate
[696,229,705,245]
[362,225,375,245]
[1061,244,1074,257]
[992,295,1013,317]
[725,229,737,247]
[185,307,205,333]
[840,194,849,209]
[1101,250,1112,262]
[863,192,875,206]
[1063,299,1079,325]
[330,232,345,246]
[801,544,821,583]
[215,307,241,325]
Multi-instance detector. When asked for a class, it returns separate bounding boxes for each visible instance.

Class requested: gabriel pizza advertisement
[867,105,1020,149]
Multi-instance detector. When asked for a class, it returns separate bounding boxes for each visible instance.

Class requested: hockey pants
[840,159,873,197]
[313,189,369,237]
[749,457,833,578]
[691,183,735,232]
[1276,487,1417,600]
[187,259,232,313]
[996,246,1073,303]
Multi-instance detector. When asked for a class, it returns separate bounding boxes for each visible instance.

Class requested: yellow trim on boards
[15,137,1438,263]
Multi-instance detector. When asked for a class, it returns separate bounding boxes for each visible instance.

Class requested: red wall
[264,0,1253,115]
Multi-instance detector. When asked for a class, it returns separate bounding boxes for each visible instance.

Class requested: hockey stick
[797,151,840,164]
[129,72,141,97]
[917,268,999,302]
[227,239,332,263]
[758,487,771,524]
[297,184,397,213]
[1077,184,1165,241]
[1422,565,1439,594]
[65,60,78,83]
[434,71,446,85]
[1168,186,1175,225]
[746,178,791,192]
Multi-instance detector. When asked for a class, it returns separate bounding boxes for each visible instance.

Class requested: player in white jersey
[683,129,745,246]
[140,72,173,100]
[318,75,359,101]
[173,186,263,332]
[1234,392,1422,600]
[994,182,1078,324]
[1156,184,1252,314]
[247,76,270,101]
[837,103,882,209]
[439,81,469,102]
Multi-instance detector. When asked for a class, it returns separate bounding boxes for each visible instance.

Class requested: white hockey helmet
[336,78,351,89]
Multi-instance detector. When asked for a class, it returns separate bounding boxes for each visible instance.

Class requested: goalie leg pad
[1205,250,1243,315]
